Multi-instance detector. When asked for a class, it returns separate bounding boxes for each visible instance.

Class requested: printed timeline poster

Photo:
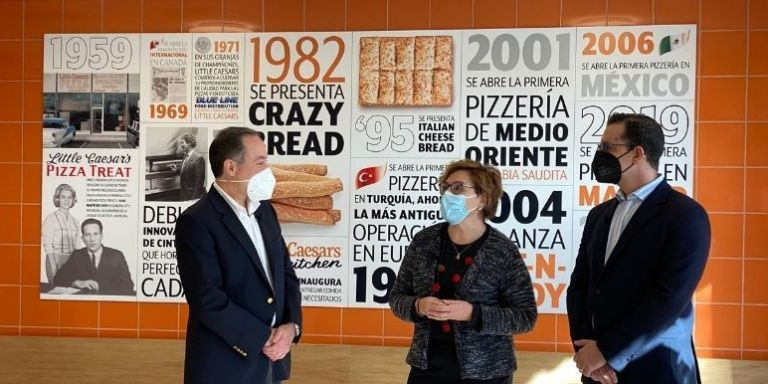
[190,33,245,123]
[245,32,353,307]
[460,29,577,186]
[41,34,141,301]
[137,123,214,302]
[488,186,574,313]
[349,159,446,307]
[140,34,193,124]
[41,150,140,302]
[574,25,697,213]
[350,30,463,160]
[459,29,577,313]
[348,30,462,308]
[37,26,698,308]
[137,34,197,302]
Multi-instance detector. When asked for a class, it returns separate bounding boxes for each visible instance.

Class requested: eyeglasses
[597,142,635,152]
[438,182,479,195]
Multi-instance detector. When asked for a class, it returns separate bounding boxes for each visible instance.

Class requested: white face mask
[218,167,276,202]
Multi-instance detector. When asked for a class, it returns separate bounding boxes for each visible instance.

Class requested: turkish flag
[355,165,386,190]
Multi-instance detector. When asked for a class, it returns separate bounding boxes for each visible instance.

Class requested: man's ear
[223,159,236,177]
[632,145,646,164]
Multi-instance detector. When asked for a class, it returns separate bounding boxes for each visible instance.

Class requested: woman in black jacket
[389,159,537,384]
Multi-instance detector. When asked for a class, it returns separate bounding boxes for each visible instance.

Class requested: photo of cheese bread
[359,35,453,107]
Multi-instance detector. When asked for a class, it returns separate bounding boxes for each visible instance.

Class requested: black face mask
[591,149,634,184]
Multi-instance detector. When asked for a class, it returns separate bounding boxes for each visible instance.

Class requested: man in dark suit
[567,113,710,384]
[54,218,134,295]
[177,132,206,201]
[175,127,302,384]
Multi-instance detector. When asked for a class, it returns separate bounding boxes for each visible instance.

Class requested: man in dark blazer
[175,127,302,384]
[177,132,206,201]
[567,113,710,384]
[54,218,134,295]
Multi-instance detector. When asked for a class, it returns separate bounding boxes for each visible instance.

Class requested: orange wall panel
[0,0,764,362]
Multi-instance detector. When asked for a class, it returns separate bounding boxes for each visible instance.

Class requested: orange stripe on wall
[0,0,765,361]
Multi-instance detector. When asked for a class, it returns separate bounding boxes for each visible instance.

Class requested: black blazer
[179,151,205,201]
[176,186,302,384]
[567,181,710,384]
[54,246,134,295]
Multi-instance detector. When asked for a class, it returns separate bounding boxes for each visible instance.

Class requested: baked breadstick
[272,179,343,199]
[378,71,395,105]
[273,167,332,183]
[395,70,413,105]
[359,71,379,106]
[396,37,415,70]
[330,210,341,223]
[379,37,396,70]
[414,70,433,105]
[271,164,328,176]
[272,203,336,226]
[434,36,453,71]
[360,37,380,71]
[271,196,333,211]
[414,36,435,70]
[432,70,452,106]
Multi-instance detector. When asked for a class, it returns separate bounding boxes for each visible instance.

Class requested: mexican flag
[659,31,691,55]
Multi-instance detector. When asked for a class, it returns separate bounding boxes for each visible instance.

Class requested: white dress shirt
[213,182,273,287]
[212,182,275,326]
[604,175,665,264]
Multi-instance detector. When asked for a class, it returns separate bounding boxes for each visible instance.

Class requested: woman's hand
[417,297,473,322]
[416,296,448,320]
[441,299,473,321]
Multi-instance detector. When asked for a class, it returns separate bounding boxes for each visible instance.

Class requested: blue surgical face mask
[440,191,478,225]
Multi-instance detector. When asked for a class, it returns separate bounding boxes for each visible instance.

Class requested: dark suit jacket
[175,186,302,384]
[53,246,134,295]
[179,151,205,201]
[567,181,710,384]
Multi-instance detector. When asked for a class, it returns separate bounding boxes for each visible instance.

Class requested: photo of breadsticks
[271,163,327,176]
[359,35,453,107]
[272,205,341,227]
[269,164,343,226]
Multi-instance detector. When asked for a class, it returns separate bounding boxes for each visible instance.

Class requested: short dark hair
[53,183,77,208]
[439,159,503,219]
[81,218,103,234]
[607,113,665,169]
[209,127,260,178]
[181,133,197,148]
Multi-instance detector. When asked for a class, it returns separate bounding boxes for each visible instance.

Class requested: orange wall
[0,0,766,361]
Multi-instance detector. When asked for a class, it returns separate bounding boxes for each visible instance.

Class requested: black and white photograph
[47,218,135,296]
[41,183,82,286]
[144,127,208,202]
[41,173,139,299]
[42,72,140,149]
[150,67,186,103]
